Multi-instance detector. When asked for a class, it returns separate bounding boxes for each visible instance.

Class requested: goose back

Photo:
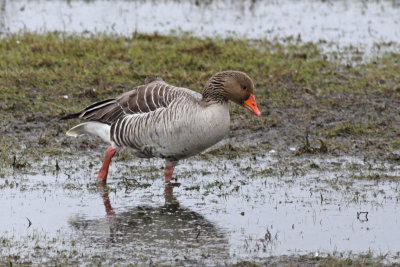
[63,79,200,125]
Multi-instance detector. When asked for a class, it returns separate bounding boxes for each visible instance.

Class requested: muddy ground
[0,34,400,266]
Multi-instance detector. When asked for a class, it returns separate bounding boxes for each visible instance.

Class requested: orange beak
[243,94,261,117]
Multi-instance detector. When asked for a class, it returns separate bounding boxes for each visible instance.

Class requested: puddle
[1,151,400,265]
[1,0,400,56]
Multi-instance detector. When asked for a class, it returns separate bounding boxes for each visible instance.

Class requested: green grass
[392,140,400,150]
[1,33,399,119]
[325,122,375,137]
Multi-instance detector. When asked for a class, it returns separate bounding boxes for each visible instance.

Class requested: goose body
[63,71,261,182]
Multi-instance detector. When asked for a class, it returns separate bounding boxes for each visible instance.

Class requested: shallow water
[1,151,400,265]
[1,0,400,55]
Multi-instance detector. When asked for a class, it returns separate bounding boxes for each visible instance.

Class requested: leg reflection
[97,180,116,240]
[97,182,181,217]
[97,180,115,216]
[68,181,229,256]
[164,184,180,210]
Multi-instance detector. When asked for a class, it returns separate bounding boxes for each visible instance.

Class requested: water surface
[1,0,400,55]
[1,151,400,265]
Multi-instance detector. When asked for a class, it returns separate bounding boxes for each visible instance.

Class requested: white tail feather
[66,122,111,143]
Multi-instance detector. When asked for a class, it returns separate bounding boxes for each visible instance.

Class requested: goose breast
[111,96,230,160]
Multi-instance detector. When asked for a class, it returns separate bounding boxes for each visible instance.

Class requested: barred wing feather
[63,79,200,125]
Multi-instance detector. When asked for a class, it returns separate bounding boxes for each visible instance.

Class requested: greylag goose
[62,71,261,183]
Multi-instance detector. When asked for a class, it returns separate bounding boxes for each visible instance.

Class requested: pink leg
[164,165,174,183]
[95,146,116,182]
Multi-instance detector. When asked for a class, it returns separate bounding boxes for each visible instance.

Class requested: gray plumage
[63,71,257,170]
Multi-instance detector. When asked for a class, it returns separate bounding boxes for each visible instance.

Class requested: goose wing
[62,78,199,125]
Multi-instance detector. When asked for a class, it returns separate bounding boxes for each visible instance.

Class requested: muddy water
[1,150,400,265]
[1,0,400,55]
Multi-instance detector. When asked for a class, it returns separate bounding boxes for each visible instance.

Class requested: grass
[1,33,399,118]
[392,140,400,150]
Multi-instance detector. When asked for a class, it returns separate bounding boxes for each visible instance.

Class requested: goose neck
[201,83,228,105]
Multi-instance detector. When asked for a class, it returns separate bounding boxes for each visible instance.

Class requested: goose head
[202,71,261,116]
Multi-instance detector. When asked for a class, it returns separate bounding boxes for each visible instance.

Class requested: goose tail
[66,122,111,143]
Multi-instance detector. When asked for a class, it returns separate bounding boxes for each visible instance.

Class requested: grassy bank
[0,32,399,166]
[1,33,399,115]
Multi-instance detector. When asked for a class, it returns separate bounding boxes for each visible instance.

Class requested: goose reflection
[69,183,229,262]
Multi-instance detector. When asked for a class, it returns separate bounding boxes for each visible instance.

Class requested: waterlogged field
[0,32,400,265]
[1,148,400,265]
